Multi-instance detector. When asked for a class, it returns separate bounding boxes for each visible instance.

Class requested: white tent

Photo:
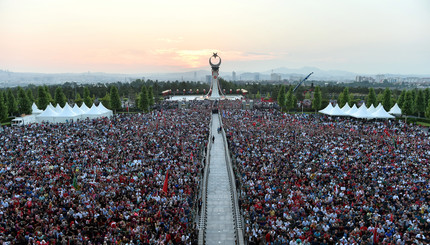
[82,104,104,119]
[327,104,348,116]
[47,103,56,112]
[341,103,351,113]
[80,103,90,113]
[345,104,358,116]
[372,106,395,119]
[367,104,377,114]
[54,103,78,123]
[352,104,372,119]
[31,103,43,114]
[97,102,113,117]
[72,104,84,118]
[319,103,334,114]
[376,103,383,110]
[54,104,63,113]
[389,103,402,116]
[36,106,58,123]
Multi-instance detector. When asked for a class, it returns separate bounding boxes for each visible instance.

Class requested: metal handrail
[198,117,213,245]
[218,114,245,245]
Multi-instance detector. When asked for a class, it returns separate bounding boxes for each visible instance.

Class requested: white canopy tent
[54,104,63,113]
[36,106,58,123]
[326,104,348,116]
[341,103,351,113]
[351,104,372,119]
[319,103,334,114]
[372,106,395,119]
[97,102,113,117]
[345,104,358,116]
[72,104,84,119]
[389,103,402,116]
[80,103,90,113]
[31,103,43,114]
[367,104,377,114]
[47,103,56,112]
[82,104,105,119]
[54,103,79,123]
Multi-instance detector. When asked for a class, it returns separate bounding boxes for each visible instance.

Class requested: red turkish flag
[163,170,169,193]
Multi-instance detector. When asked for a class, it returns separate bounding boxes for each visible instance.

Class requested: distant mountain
[0,70,144,87]
[1,68,428,88]
[144,70,210,82]
[264,66,357,80]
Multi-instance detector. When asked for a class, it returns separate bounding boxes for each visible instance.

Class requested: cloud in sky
[0,0,429,74]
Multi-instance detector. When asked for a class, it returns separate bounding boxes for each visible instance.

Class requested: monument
[206,53,225,99]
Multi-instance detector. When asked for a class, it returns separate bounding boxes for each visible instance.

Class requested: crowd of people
[221,101,430,244]
[2,97,430,245]
[0,104,211,244]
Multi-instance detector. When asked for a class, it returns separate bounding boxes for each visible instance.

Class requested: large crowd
[0,103,211,244]
[1,98,430,245]
[221,101,430,244]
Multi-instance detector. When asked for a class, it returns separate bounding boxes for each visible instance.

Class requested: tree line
[0,84,155,122]
[277,85,430,119]
[1,79,430,123]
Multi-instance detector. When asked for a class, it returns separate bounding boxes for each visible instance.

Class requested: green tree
[6,89,18,116]
[100,93,111,109]
[366,88,377,107]
[312,86,322,112]
[397,90,406,108]
[37,86,50,110]
[74,93,84,107]
[0,91,8,122]
[255,91,261,100]
[17,87,32,115]
[26,89,35,104]
[402,90,414,116]
[285,87,294,112]
[414,89,425,117]
[376,92,383,105]
[139,85,149,113]
[148,86,155,107]
[424,88,430,108]
[382,88,392,111]
[265,92,271,99]
[109,86,121,113]
[44,85,54,104]
[83,87,93,107]
[277,85,286,112]
[425,99,430,119]
[54,87,67,107]
[338,87,350,108]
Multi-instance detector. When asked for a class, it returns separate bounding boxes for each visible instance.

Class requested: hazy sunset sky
[1,0,429,74]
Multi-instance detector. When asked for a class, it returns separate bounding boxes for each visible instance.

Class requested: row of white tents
[319,102,402,119]
[32,102,113,123]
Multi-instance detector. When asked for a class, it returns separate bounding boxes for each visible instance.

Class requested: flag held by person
[163,170,169,193]
[72,174,78,190]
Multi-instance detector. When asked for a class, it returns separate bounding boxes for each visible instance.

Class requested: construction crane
[293,72,313,92]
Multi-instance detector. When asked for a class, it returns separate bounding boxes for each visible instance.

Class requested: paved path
[205,115,236,244]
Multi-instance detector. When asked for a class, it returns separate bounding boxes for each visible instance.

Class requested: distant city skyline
[1,0,429,75]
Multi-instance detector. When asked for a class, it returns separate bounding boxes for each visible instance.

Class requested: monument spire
[207,53,224,99]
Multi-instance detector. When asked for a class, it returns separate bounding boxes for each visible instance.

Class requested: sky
[1,0,429,75]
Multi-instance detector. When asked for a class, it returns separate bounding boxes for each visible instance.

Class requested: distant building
[375,74,385,83]
[254,73,260,81]
[232,71,237,81]
[270,73,281,82]
[206,75,211,84]
[355,76,375,83]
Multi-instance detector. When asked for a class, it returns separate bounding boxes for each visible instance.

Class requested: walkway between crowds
[205,114,236,244]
